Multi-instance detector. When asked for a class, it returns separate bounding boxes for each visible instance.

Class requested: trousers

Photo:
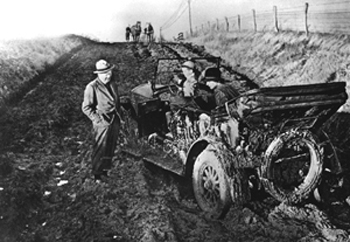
[91,117,120,176]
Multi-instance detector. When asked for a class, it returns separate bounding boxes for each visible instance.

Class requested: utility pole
[188,0,193,36]
[159,27,162,43]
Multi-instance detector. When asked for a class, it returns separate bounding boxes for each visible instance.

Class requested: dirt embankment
[190,31,350,112]
[0,35,84,107]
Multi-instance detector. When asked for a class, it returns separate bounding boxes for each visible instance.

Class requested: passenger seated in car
[202,67,240,106]
[181,60,199,97]
[173,73,186,96]
[165,61,215,138]
[168,60,215,112]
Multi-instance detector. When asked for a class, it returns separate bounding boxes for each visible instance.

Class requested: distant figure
[125,25,131,42]
[145,22,154,43]
[131,21,142,42]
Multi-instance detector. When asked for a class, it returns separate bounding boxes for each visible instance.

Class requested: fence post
[208,21,211,31]
[273,6,279,32]
[216,18,219,30]
[305,2,309,36]
[252,9,257,32]
[238,15,241,32]
[225,17,229,31]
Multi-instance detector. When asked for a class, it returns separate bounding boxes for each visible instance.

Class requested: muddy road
[0,40,350,242]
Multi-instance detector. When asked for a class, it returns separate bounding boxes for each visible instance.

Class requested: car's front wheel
[192,149,231,219]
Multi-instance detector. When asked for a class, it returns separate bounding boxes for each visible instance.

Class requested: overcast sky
[0,0,338,42]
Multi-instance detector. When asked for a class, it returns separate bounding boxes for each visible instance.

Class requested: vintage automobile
[122,57,348,219]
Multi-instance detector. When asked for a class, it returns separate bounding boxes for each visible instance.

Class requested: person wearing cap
[172,73,186,93]
[82,59,121,182]
[181,60,198,97]
[203,67,240,106]
[166,62,199,113]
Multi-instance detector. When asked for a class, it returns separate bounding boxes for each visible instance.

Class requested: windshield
[153,57,221,87]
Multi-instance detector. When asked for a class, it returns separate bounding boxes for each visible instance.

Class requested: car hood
[131,83,154,98]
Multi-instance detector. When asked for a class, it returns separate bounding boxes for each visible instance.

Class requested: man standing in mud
[82,59,121,182]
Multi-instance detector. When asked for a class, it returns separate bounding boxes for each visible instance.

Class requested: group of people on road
[81,58,239,182]
[125,21,154,42]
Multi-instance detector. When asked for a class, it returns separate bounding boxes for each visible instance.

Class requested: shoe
[94,171,110,183]
[94,174,102,183]
[102,170,109,177]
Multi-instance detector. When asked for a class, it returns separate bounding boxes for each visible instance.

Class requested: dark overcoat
[82,77,121,176]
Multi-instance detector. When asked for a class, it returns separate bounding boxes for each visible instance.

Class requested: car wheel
[192,149,231,219]
[261,130,323,204]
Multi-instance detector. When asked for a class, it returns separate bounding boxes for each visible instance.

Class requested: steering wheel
[168,83,179,96]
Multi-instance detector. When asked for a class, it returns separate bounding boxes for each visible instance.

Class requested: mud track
[0,40,349,242]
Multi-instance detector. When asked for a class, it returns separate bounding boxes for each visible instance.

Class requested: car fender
[186,136,250,206]
[185,136,235,177]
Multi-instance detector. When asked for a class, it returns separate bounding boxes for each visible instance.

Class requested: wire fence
[190,1,350,37]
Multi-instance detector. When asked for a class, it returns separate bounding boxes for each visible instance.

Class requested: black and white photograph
[1,0,350,241]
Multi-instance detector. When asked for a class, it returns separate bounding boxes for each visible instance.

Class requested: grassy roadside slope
[190,30,350,112]
[0,35,84,106]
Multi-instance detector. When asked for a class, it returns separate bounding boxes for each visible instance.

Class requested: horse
[131,21,142,42]
[144,22,154,43]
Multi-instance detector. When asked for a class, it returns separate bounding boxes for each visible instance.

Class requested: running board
[142,156,185,176]
[121,142,186,176]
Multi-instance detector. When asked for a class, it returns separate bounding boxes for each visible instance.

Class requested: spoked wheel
[261,130,323,204]
[192,150,231,219]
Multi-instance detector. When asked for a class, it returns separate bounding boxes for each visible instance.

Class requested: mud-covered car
[123,57,348,219]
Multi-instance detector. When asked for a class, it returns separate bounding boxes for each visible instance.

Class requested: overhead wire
[161,0,198,32]
[161,0,188,30]
[162,4,188,31]
[161,0,185,28]
[160,0,186,29]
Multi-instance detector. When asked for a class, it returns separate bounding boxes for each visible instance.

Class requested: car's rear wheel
[192,150,231,219]
[261,130,323,204]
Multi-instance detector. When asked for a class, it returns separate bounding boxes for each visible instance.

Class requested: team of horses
[127,21,154,43]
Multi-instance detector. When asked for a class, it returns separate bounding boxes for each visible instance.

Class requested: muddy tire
[261,130,323,204]
[192,149,231,219]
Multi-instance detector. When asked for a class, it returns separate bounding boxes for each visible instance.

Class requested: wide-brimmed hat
[181,60,195,70]
[202,67,224,83]
[93,59,115,74]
